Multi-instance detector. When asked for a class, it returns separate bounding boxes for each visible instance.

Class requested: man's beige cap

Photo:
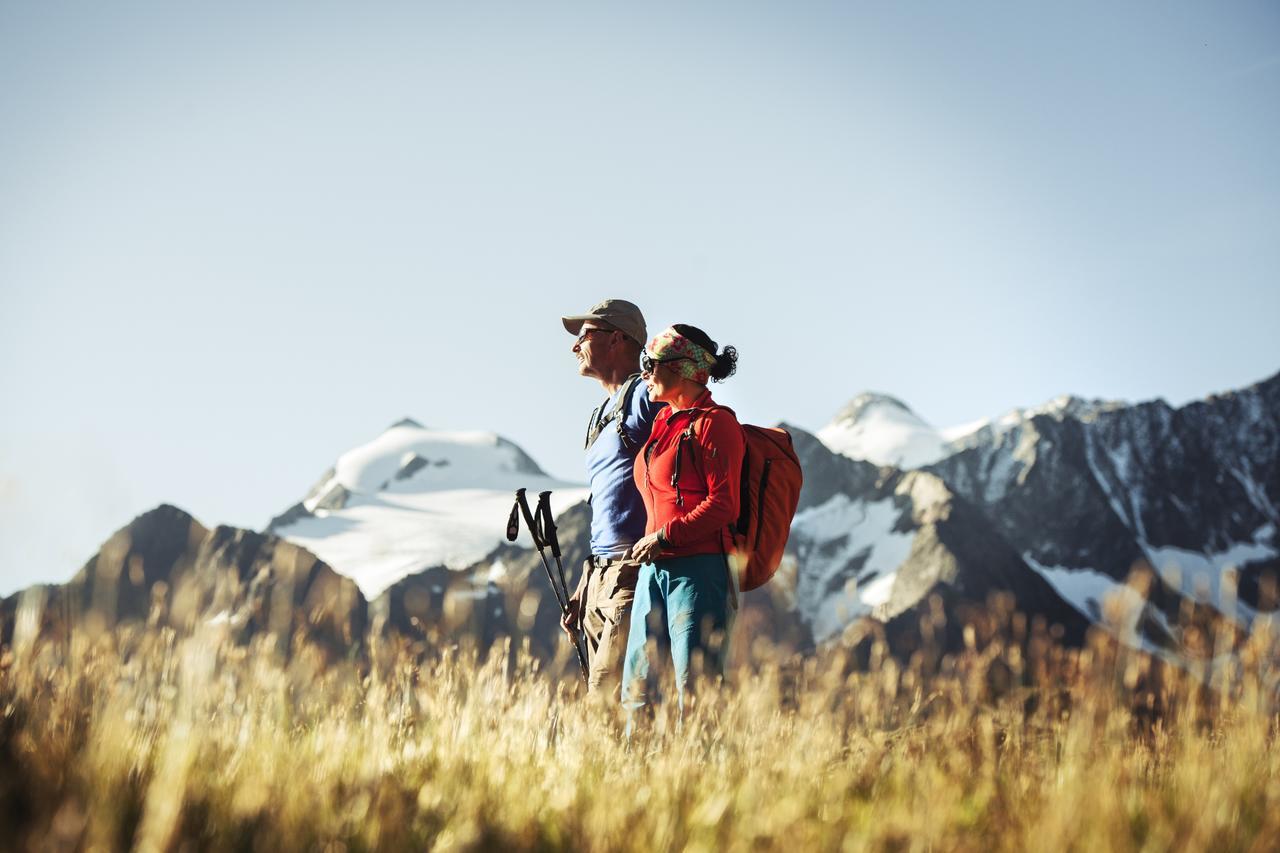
[561,299,647,346]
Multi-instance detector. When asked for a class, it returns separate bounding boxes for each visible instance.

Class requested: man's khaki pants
[573,555,641,696]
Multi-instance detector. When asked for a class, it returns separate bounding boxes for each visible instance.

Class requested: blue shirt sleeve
[627,381,663,446]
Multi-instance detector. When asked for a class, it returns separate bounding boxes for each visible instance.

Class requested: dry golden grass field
[2,608,1279,853]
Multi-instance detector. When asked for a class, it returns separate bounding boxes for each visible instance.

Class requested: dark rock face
[309,483,351,511]
[0,505,367,660]
[186,525,367,657]
[373,501,595,664]
[266,501,312,531]
[929,415,1145,578]
[75,503,207,625]
[906,478,1089,644]
[0,504,206,648]
[785,426,1088,652]
[785,422,881,513]
[393,453,432,482]
[925,370,1280,645]
[265,466,343,531]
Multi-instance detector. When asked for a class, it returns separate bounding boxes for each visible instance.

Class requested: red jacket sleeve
[663,409,745,549]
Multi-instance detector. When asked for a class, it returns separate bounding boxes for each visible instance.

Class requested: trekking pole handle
[514,488,543,549]
[506,494,521,542]
[536,491,561,558]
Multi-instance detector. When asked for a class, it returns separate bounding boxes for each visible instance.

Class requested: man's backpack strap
[584,401,604,450]
[613,374,643,449]
[585,373,643,451]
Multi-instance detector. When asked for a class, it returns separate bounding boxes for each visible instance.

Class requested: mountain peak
[942,394,1129,448]
[270,422,587,597]
[387,416,424,430]
[1023,394,1124,423]
[829,392,917,426]
[131,503,198,526]
[818,393,946,469]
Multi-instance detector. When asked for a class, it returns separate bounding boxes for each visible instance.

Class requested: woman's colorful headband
[646,327,716,384]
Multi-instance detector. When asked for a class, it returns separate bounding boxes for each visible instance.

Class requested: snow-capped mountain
[813,371,1280,656]
[941,395,1127,452]
[4,373,1276,667]
[268,419,589,598]
[926,372,1279,647]
[817,392,1127,469]
[816,393,949,468]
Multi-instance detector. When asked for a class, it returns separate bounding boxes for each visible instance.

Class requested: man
[559,299,663,696]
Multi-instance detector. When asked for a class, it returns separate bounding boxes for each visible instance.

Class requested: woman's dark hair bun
[709,345,738,382]
[673,323,739,383]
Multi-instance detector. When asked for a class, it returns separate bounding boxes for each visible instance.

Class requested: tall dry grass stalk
[2,608,1278,852]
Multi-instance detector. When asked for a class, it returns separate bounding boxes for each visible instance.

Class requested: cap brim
[561,314,595,335]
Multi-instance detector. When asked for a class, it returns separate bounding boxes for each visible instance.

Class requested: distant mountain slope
[816,393,949,469]
[1,505,366,659]
[787,427,1088,647]
[925,371,1280,650]
[811,370,1279,655]
[5,373,1275,667]
[268,420,589,598]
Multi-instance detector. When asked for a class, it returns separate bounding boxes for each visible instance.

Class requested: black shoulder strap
[585,373,643,451]
[584,400,604,450]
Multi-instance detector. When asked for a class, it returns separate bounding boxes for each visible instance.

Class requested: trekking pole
[509,488,567,612]
[536,491,575,617]
[535,490,592,674]
[532,490,592,679]
[506,488,589,680]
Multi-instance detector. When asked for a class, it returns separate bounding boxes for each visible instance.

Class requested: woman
[621,323,744,718]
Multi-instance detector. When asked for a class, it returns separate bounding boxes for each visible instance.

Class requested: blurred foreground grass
[2,614,1279,853]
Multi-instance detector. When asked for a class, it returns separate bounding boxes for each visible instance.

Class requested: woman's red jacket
[633,388,746,560]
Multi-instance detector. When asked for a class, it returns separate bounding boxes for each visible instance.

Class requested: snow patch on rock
[792,493,915,642]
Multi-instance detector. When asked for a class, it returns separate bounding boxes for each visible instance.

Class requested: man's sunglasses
[640,354,690,374]
[575,327,615,346]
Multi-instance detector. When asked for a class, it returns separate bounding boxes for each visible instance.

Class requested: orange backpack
[674,415,804,591]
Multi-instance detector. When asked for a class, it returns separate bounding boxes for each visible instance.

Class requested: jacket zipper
[642,410,682,514]
[643,438,658,506]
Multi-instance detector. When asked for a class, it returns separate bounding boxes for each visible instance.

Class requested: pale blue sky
[2,2,1278,595]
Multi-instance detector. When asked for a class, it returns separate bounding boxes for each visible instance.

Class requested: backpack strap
[585,373,643,451]
[583,402,603,450]
[614,374,642,450]
[669,408,717,509]
[669,407,740,557]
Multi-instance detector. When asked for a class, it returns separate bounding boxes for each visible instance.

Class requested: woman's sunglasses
[641,354,690,374]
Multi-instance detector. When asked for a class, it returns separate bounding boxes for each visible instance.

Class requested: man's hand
[624,531,664,565]
[561,595,582,639]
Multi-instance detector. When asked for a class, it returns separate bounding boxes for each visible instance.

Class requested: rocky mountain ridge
[0,505,366,661]
[815,370,1280,655]
[3,370,1276,667]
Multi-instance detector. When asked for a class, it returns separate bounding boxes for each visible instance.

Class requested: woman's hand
[624,531,664,564]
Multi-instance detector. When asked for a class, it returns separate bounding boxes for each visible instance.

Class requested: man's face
[571,324,617,378]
